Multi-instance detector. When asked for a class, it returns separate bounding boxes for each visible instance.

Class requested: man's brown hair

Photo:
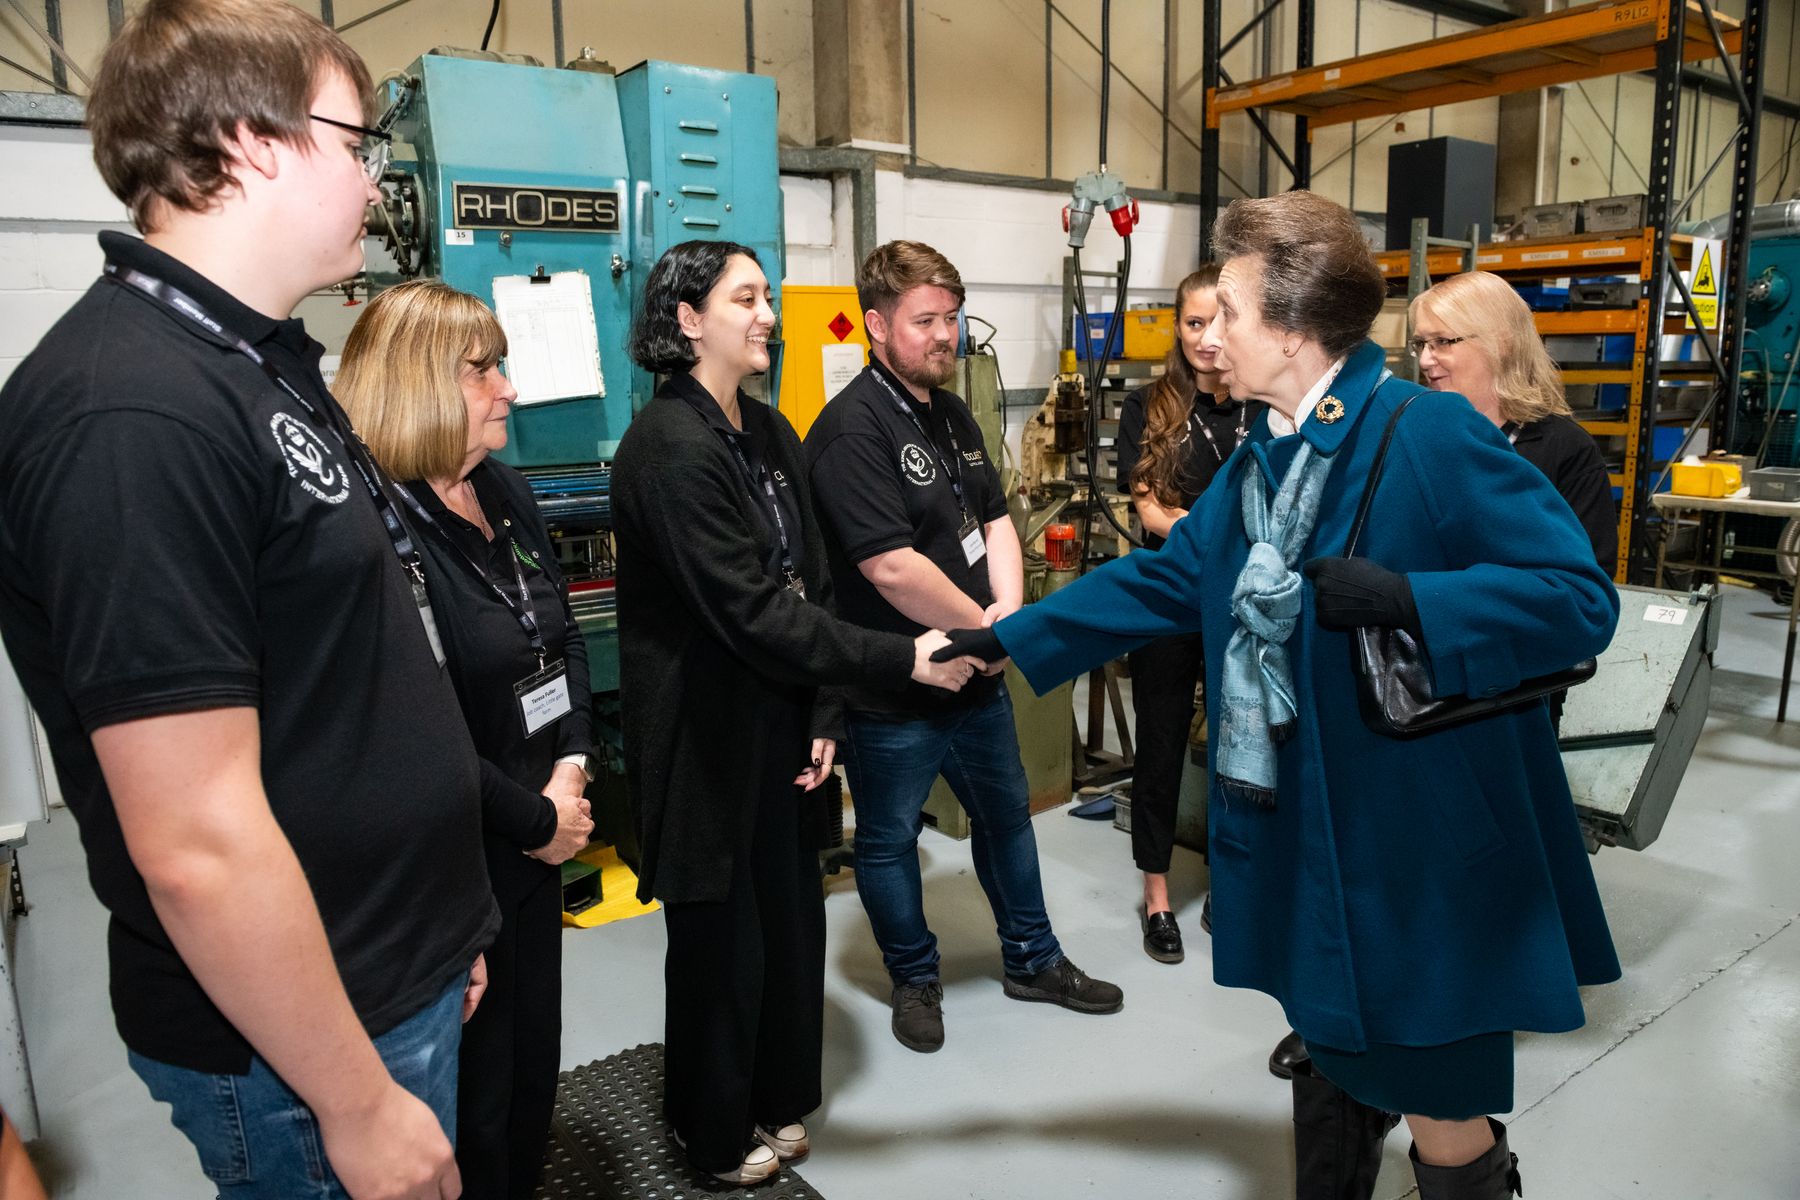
[857,240,966,321]
[87,0,373,231]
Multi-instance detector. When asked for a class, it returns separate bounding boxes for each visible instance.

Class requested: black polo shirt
[1115,383,1259,550]
[0,232,498,1073]
[805,356,1008,715]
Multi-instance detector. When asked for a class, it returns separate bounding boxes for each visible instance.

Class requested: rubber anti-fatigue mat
[537,1042,826,1200]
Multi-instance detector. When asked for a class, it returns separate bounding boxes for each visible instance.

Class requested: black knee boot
[1409,1117,1524,1198]
[1291,1067,1400,1200]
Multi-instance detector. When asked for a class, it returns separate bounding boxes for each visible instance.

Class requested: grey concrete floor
[14,583,1800,1198]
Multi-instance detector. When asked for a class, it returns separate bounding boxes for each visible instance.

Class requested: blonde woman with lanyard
[1114,263,1262,965]
[336,279,596,1198]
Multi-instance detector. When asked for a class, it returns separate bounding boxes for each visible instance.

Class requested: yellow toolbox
[1122,307,1176,361]
[1669,460,1742,498]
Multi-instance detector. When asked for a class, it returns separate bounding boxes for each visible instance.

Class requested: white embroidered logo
[269,413,350,504]
[901,443,936,486]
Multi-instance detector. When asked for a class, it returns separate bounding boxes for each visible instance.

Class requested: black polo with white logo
[805,355,1008,715]
[0,232,498,1073]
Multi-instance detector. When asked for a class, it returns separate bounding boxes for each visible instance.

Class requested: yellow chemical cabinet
[777,285,869,438]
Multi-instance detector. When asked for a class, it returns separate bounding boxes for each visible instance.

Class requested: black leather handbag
[1341,392,1595,738]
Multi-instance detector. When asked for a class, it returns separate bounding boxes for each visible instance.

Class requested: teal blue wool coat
[1002,340,1622,1052]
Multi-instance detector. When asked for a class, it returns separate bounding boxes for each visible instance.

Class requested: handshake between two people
[911,603,1013,693]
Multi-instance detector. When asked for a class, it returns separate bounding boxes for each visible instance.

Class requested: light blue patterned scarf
[1215,440,1331,806]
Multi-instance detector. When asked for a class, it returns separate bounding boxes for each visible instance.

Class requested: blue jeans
[843,687,1062,984]
[129,974,465,1198]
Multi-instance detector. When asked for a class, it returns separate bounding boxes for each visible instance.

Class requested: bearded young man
[804,240,1123,1054]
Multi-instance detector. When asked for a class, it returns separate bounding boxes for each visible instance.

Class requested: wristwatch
[556,752,596,783]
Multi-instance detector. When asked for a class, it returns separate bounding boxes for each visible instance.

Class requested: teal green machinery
[367,51,784,706]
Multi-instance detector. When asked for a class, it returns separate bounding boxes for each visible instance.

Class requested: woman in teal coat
[941,192,1619,1200]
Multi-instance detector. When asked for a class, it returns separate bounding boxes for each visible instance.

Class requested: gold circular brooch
[1315,396,1346,424]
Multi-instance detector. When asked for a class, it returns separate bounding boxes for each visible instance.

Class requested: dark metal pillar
[1293,0,1313,189]
[1632,6,1685,582]
[1200,0,1221,259]
[44,0,66,91]
[1716,0,1767,456]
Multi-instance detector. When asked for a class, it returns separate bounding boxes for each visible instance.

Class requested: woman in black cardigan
[337,280,597,1198]
[612,240,976,1186]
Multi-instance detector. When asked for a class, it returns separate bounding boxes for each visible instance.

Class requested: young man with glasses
[0,3,495,1197]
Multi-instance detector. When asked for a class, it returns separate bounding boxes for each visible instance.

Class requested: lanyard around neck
[868,366,968,516]
[104,263,427,587]
[393,482,549,667]
[1189,395,1253,466]
[718,429,799,584]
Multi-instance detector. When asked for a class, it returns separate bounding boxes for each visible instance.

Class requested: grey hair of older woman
[1211,191,1387,360]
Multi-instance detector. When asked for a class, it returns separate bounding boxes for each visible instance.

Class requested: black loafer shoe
[1142,908,1184,964]
[1268,1028,1311,1080]
[1200,891,1213,935]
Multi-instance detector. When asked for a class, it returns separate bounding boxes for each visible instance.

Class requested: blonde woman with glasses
[338,280,597,1198]
[1410,271,1617,573]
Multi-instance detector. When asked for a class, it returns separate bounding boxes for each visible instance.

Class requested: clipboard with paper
[491,270,606,405]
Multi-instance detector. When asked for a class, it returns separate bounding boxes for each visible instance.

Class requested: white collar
[1266,357,1346,437]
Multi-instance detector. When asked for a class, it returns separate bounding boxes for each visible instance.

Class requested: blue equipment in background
[364,50,785,727]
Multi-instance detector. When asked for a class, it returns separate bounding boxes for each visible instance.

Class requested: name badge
[413,581,446,669]
[960,515,986,567]
[514,659,572,736]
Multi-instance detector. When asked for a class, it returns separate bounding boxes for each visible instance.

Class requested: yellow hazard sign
[1685,238,1722,331]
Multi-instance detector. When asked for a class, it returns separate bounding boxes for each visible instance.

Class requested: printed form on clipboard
[492,270,606,405]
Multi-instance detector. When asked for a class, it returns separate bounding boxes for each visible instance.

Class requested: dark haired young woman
[1114,265,1259,963]
[611,240,977,1186]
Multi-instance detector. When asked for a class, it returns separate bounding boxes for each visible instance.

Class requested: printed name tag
[514,659,572,736]
[960,516,986,568]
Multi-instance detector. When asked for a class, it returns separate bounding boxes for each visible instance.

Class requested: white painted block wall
[0,127,131,389]
[876,170,1202,394]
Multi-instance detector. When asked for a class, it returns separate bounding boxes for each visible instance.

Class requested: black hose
[480,0,500,51]
[1099,0,1111,167]
[1070,243,1142,572]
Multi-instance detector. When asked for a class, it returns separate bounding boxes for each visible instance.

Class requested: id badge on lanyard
[959,513,986,567]
[413,581,447,668]
[514,658,572,736]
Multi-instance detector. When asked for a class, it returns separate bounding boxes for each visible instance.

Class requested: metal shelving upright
[1197,0,1770,583]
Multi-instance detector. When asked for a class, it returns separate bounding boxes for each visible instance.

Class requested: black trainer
[1002,955,1124,1013]
[890,980,945,1052]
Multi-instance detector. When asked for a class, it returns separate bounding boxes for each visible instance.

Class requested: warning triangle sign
[1692,245,1718,296]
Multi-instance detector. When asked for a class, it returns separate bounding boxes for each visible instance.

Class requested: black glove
[1303,556,1422,637]
[932,626,1005,663]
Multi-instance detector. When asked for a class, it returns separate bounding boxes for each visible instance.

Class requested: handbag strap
[1342,388,1427,558]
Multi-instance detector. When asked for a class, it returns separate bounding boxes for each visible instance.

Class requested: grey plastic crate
[1583,194,1647,233]
[1520,202,1579,238]
[1748,467,1800,501]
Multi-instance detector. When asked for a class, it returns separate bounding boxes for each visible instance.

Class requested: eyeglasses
[309,113,393,182]
[1407,334,1472,357]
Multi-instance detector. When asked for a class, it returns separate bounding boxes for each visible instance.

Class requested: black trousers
[455,853,563,1199]
[1126,631,1206,875]
[660,743,826,1174]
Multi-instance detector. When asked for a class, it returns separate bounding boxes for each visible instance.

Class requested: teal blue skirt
[1304,1031,1514,1120]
